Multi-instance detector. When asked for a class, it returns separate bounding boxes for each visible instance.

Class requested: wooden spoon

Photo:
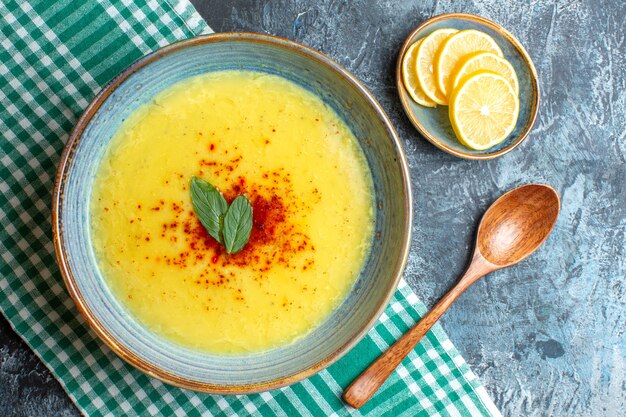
[343,184,560,408]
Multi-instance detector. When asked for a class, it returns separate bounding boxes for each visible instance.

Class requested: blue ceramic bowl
[52,33,412,393]
[397,13,540,159]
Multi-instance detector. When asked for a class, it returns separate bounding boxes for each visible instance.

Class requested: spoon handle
[342,287,460,408]
[343,256,490,409]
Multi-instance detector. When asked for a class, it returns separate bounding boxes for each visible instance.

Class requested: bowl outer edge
[52,31,414,394]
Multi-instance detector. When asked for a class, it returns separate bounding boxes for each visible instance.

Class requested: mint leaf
[190,177,228,244]
[223,195,253,254]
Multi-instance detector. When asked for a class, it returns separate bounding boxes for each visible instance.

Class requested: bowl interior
[398,15,539,159]
[57,34,410,392]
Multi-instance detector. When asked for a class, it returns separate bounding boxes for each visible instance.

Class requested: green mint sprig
[190,177,253,254]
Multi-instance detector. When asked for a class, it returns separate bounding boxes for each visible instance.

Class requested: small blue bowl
[52,33,412,393]
[397,13,540,159]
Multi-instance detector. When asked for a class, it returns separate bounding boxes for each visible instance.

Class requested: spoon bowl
[477,184,560,267]
[343,184,560,408]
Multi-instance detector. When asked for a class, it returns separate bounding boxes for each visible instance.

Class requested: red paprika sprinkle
[132,158,316,291]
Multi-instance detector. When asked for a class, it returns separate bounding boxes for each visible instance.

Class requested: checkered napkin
[0,1,502,416]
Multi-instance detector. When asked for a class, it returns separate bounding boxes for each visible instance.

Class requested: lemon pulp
[402,39,437,107]
[451,51,519,94]
[416,28,458,105]
[449,70,520,150]
[434,29,503,98]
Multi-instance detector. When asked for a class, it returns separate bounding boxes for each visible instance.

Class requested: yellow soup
[91,71,374,353]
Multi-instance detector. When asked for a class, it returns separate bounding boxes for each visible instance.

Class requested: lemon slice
[416,28,458,105]
[402,39,437,107]
[435,30,503,98]
[449,71,519,150]
[451,51,519,94]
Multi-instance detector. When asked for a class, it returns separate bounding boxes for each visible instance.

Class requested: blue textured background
[1,1,624,416]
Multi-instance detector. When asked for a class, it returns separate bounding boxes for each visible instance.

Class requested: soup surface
[91,71,374,353]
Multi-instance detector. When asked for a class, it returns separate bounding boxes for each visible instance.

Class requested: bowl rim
[396,12,540,160]
[52,31,413,394]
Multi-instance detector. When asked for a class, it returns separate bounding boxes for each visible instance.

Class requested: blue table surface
[1,1,624,416]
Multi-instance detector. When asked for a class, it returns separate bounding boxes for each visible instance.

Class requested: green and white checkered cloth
[0,1,502,416]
